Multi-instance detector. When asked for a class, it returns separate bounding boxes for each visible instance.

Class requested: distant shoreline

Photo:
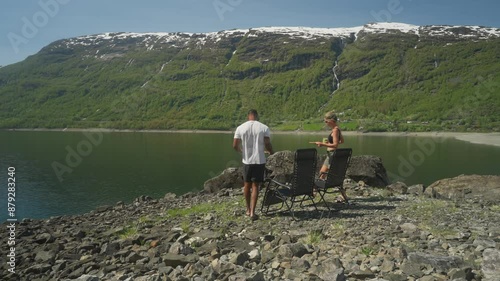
[3,128,500,147]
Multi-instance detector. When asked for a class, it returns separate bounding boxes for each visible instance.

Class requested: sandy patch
[453,133,500,147]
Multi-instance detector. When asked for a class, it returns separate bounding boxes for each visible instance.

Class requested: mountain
[0,22,499,131]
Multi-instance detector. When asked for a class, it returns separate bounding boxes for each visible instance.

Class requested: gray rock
[482,248,500,281]
[25,263,53,274]
[407,184,425,196]
[381,273,407,281]
[67,265,86,279]
[74,229,86,239]
[265,150,295,180]
[211,259,237,275]
[260,249,275,264]
[447,267,474,280]
[135,275,164,281]
[351,270,376,279]
[134,195,153,203]
[158,265,174,275]
[34,233,55,244]
[162,253,198,267]
[34,250,56,263]
[399,223,418,233]
[74,275,100,281]
[312,257,345,281]
[95,205,112,213]
[217,239,254,253]
[387,182,408,194]
[229,271,265,281]
[425,174,500,202]
[229,251,249,266]
[400,261,425,278]
[407,252,465,274]
[291,257,311,270]
[278,243,308,258]
[473,238,496,249]
[193,229,222,240]
[418,276,440,281]
[169,242,195,255]
[289,243,309,258]
[164,192,177,200]
[380,258,395,273]
[196,241,218,256]
[248,249,261,262]
[125,252,143,263]
[347,155,390,187]
[100,241,120,255]
[203,167,244,193]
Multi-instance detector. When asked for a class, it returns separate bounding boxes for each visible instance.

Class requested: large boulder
[203,151,297,193]
[265,150,295,182]
[424,174,500,203]
[346,155,390,187]
[203,152,392,192]
[203,167,243,193]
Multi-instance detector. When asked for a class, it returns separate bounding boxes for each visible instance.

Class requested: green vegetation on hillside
[0,31,498,132]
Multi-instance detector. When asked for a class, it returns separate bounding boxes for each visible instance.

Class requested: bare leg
[249,182,260,217]
[319,165,328,179]
[243,182,252,216]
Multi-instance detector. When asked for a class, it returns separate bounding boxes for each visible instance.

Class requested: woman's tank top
[327,128,342,143]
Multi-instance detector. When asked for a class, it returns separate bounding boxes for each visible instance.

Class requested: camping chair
[314,148,352,213]
[261,148,318,219]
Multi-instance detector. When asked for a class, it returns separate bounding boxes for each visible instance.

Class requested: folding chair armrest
[269,179,292,189]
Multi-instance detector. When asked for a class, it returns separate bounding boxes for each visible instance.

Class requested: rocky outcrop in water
[204,152,391,193]
[346,155,390,188]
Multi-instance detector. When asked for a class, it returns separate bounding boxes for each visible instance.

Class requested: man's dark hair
[248,109,259,119]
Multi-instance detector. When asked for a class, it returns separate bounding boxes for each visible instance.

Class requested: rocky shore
[2,157,500,281]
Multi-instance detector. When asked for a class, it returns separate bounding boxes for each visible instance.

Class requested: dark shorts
[243,164,266,183]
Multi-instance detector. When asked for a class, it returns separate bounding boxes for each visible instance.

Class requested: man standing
[233,109,274,221]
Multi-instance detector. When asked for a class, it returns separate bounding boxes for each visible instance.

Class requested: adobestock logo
[51,130,104,182]
[7,0,71,54]
[386,136,445,184]
[213,0,244,21]
[370,0,409,22]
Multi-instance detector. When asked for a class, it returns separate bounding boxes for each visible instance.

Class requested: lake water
[1,130,499,221]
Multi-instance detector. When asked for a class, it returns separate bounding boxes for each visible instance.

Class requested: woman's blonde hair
[324,111,338,121]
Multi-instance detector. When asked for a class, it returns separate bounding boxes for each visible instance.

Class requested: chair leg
[260,182,271,214]
[317,190,332,213]
[261,182,290,216]
[299,195,319,213]
[261,194,285,216]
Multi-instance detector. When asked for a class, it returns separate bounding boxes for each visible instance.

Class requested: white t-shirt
[234,120,271,165]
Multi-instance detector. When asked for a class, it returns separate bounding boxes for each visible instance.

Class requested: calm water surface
[1,130,499,221]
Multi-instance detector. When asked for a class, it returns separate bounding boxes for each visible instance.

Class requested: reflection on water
[1,130,499,220]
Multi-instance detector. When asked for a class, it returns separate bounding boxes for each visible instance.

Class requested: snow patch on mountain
[60,22,500,50]
[364,22,420,34]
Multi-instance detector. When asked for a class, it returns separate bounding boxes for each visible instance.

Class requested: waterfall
[332,60,340,94]
[141,59,172,89]
[318,60,341,112]
[318,37,347,112]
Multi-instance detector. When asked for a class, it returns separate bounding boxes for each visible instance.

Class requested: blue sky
[1,0,499,66]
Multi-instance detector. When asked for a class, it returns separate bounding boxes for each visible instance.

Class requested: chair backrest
[325,148,352,187]
[291,148,318,196]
